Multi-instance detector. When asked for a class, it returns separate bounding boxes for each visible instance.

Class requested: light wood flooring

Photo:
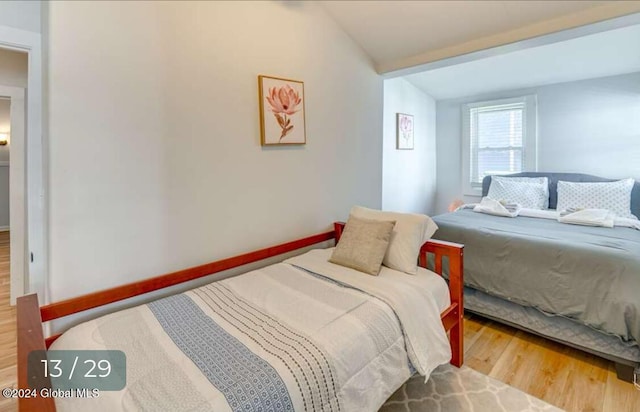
[0,231,16,412]
[0,232,637,411]
[464,313,640,412]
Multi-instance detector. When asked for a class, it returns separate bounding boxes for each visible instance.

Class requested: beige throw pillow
[350,206,438,274]
[329,215,395,276]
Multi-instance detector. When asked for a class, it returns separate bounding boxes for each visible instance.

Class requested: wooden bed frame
[16,222,464,412]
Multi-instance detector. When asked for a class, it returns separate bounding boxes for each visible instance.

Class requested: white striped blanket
[51,248,450,412]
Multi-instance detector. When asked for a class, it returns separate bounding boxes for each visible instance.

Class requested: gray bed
[432,172,640,382]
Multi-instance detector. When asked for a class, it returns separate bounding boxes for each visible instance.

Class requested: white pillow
[556,179,636,219]
[350,206,438,275]
[487,176,549,209]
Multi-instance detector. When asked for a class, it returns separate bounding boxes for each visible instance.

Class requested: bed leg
[450,315,464,367]
[614,362,636,383]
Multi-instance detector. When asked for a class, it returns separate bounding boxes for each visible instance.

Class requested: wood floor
[0,232,16,412]
[0,232,637,411]
[464,313,640,412]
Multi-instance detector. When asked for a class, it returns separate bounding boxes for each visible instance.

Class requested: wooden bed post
[447,244,464,367]
[420,239,464,367]
[333,221,345,244]
[17,293,56,411]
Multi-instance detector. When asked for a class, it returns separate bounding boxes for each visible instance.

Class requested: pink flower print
[266,85,301,115]
[266,85,302,140]
[400,116,412,140]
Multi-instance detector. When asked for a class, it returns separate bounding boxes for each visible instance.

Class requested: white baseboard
[0,226,9,232]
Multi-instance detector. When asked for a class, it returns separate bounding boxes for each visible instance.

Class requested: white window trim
[461,95,538,196]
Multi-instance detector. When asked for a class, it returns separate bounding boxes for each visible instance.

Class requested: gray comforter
[433,209,640,344]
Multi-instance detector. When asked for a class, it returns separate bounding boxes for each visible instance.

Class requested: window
[461,96,537,195]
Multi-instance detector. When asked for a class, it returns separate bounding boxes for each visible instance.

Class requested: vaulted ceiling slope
[320,1,640,74]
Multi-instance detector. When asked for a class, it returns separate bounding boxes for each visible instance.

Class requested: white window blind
[469,102,524,186]
[461,95,537,195]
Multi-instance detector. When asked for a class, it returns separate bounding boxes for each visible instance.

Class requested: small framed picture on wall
[396,113,414,150]
[258,75,306,146]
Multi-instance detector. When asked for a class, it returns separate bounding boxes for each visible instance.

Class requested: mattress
[51,248,451,412]
[433,209,640,346]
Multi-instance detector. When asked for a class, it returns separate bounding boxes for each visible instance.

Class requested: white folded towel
[615,217,640,230]
[557,208,615,228]
[473,197,522,218]
[517,208,640,230]
[460,203,640,231]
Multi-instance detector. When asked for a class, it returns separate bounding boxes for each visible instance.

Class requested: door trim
[0,25,46,305]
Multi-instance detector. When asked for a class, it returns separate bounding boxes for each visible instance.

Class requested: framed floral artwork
[259,75,306,145]
[396,113,414,150]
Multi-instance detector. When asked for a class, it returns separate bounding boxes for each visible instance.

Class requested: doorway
[0,24,46,307]
[0,23,43,412]
[0,83,23,412]
[0,78,26,306]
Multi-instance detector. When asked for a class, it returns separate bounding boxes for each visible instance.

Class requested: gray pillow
[329,215,395,275]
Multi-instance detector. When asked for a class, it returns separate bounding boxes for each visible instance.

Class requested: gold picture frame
[258,75,306,146]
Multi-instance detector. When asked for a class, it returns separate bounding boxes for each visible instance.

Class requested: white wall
[0,47,26,172]
[435,72,640,214]
[0,0,41,33]
[46,1,383,302]
[0,166,8,228]
[0,98,10,162]
[0,99,8,130]
[382,78,437,215]
[0,98,8,225]
[0,51,24,231]
[0,47,28,89]
[0,98,8,228]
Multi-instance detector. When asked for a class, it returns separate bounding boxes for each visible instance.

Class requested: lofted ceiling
[320,1,640,73]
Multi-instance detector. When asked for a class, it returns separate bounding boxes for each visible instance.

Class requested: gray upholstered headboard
[481,172,640,218]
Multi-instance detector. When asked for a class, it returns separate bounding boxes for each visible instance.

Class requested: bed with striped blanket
[51,248,451,412]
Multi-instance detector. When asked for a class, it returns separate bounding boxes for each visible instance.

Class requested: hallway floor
[0,231,15,412]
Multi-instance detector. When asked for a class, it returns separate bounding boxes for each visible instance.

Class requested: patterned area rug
[380,365,564,412]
